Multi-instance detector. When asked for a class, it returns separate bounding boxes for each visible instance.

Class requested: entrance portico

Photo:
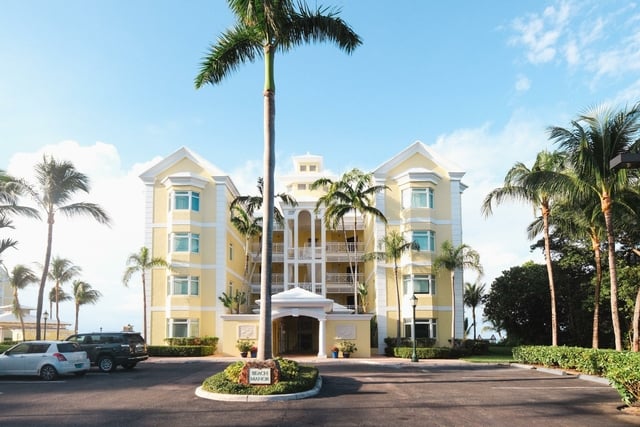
[221,287,373,358]
[271,287,334,358]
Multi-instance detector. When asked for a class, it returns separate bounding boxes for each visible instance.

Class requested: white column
[317,317,327,358]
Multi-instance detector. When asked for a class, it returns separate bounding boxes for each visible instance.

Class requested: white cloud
[510,1,572,64]
[4,141,149,335]
[515,74,531,92]
[430,113,548,284]
[564,39,579,66]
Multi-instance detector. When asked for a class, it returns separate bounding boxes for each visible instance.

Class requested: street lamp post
[43,311,49,340]
[411,294,418,362]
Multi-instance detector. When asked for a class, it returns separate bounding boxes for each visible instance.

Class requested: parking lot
[0,356,637,426]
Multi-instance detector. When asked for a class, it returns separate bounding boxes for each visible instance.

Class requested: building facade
[140,141,466,356]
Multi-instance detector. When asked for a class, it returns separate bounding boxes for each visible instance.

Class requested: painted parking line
[493,386,612,390]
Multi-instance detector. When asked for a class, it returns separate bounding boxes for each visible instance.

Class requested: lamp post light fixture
[610,152,640,170]
[43,310,49,340]
[410,294,418,362]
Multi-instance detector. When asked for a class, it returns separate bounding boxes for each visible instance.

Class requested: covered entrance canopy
[257,287,352,357]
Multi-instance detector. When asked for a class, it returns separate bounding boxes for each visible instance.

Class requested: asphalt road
[0,356,637,427]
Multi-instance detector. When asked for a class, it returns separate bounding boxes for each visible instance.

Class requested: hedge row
[393,346,465,359]
[148,345,216,357]
[513,345,640,405]
[164,336,218,347]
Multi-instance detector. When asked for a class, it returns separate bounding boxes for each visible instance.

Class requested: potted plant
[236,339,253,357]
[330,345,339,358]
[218,292,234,313]
[250,345,258,358]
[338,341,357,358]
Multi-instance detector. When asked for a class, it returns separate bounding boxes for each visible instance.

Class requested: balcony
[249,242,364,262]
[249,272,361,295]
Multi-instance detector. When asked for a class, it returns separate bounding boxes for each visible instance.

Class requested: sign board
[249,368,271,385]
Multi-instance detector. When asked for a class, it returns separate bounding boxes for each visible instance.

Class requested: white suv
[0,341,91,381]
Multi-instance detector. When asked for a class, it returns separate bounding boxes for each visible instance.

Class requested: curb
[195,376,323,402]
[510,363,611,385]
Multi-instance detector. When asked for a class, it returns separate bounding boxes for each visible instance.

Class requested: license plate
[75,363,83,368]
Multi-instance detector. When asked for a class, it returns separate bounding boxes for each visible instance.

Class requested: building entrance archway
[274,315,318,355]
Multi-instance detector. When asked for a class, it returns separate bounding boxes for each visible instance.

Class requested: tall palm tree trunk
[450,271,456,346]
[633,288,640,352]
[142,273,148,339]
[352,218,358,314]
[591,235,602,348]
[55,282,61,339]
[393,261,401,347]
[542,206,558,346]
[74,302,80,334]
[257,45,275,361]
[603,197,622,351]
[36,214,55,340]
[471,306,477,341]
[14,289,26,340]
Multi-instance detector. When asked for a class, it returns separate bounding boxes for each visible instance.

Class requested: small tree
[72,280,101,334]
[47,256,80,339]
[363,230,417,346]
[434,241,483,346]
[123,247,169,340]
[8,264,38,340]
[463,281,486,341]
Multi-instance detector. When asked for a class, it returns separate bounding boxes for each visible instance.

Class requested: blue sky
[2,0,639,336]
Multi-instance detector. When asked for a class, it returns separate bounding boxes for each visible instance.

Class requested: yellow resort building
[139,141,467,357]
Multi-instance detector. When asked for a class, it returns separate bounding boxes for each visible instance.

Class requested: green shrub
[513,345,640,405]
[201,361,318,396]
[148,345,215,357]
[276,357,299,381]
[394,346,457,359]
[163,336,218,348]
[384,337,437,357]
[223,361,245,382]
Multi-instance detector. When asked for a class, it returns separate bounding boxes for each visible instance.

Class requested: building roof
[138,146,237,189]
[372,140,465,179]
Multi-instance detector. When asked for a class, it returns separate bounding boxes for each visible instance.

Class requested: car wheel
[122,362,137,370]
[98,356,116,372]
[40,365,58,381]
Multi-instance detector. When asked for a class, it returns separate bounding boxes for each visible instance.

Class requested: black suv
[65,332,148,372]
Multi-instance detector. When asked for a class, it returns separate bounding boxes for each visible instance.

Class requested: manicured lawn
[462,346,514,363]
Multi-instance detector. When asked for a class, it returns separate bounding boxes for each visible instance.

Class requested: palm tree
[481,150,565,346]
[48,286,72,323]
[0,170,40,258]
[8,264,38,340]
[312,168,387,313]
[47,256,81,339]
[229,177,297,288]
[72,280,101,334]
[123,247,169,340]
[29,156,111,339]
[195,0,361,360]
[463,281,486,341]
[548,103,640,351]
[357,282,369,313]
[528,195,606,348]
[230,204,263,286]
[433,241,483,346]
[363,230,418,346]
[230,177,297,225]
